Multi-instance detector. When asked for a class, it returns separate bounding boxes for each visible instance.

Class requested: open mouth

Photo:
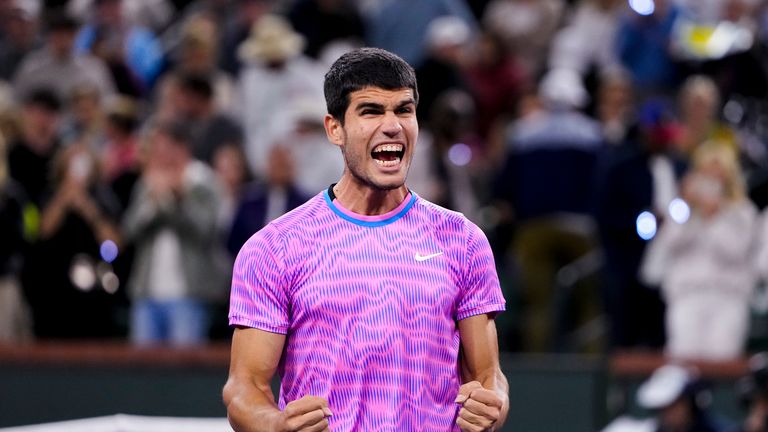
[371,144,405,168]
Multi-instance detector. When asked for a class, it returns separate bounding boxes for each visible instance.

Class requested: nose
[381,111,402,138]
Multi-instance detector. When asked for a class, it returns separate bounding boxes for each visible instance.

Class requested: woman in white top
[642,141,757,361]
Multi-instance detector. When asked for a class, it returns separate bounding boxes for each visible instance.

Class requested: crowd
[1,0,768,360]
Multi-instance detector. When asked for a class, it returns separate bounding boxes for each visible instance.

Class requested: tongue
[373,151,398,161]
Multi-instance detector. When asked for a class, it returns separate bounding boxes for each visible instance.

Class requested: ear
[324,114,344,147]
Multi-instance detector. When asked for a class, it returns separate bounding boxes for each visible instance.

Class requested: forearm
[223,377,284,432]
[39,197,69,239]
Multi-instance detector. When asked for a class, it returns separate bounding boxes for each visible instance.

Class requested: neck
[332,178,409,216]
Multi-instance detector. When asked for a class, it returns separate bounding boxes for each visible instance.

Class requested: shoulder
[412,196,483,240]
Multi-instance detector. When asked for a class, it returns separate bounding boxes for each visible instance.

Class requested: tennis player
[223,47,508,432]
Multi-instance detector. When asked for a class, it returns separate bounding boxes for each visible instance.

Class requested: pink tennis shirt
[229,188,505,431]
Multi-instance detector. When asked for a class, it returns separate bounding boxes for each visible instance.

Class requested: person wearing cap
[236,13,325,177]
[603,364,733,432]
[638,364,731,432]
[492,67,604,352]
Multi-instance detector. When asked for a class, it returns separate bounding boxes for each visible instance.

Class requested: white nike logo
[414,252,443,262]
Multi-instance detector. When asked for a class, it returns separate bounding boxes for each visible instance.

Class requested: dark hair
[45,10,80,33]
[154,118,193,148]
[324,47,418,123]
[25,88,62,112]
[178,71,214,101]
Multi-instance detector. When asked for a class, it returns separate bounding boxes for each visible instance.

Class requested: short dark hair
[25,88,62,112]
[324,47,418,123]
[177,71,214,101]
[154,118,193,148]
[45,10,80,33]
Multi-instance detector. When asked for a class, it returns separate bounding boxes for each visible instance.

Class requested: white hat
[637,365,695,409]
[539,68,589,109]
[425,15,471,49]
[238,14,305,63]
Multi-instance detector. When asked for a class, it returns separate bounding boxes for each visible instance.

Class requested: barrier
[0,415,232,432]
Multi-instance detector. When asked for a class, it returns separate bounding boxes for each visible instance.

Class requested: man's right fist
[278,396,332,432]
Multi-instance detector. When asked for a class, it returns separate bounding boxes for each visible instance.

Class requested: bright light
[448,143,472,167]
[69,255,96,291]
[100,240,119,263]
[668,198,690,224]
[629,0,655,15]
[636,211,657,241]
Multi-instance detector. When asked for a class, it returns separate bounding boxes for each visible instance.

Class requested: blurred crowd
[1,0,768,360]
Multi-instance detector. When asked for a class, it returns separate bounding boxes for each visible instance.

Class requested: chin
[367,175,406,192]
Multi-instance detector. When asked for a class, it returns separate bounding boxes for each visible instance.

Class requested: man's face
[325,86,418,191]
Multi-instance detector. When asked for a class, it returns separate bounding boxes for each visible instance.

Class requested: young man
[223,47,508,432]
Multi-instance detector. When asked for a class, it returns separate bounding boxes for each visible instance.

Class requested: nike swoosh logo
[414,252,443,262]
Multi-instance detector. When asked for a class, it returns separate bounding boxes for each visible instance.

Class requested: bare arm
[222,327,331,432]
[455,314,510,432]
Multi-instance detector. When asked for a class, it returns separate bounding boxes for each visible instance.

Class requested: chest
[286,225,462,328]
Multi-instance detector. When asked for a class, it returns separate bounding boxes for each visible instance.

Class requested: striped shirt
[230,188,505,431]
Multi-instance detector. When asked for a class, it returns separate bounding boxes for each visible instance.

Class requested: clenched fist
[455,381,504,432]
[277,396,332,432]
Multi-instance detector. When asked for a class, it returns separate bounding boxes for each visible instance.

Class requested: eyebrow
[354,98,416,112]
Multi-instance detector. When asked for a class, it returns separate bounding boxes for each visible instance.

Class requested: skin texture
[222,86,509,432]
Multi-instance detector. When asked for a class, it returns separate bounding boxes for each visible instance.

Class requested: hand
[277,395,332,432]
[145,169,177,202]
[455,381,504,432]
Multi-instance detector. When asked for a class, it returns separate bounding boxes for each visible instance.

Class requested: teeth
[373,144,403,153]
[375,158,401,167]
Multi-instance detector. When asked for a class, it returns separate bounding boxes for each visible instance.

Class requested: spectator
[219,0,274,76]
[548,0,626,79]
[236,13,324,176]
[494,68,604,352]
[360,0,477,68]
[174,70,243,164]
[169,13,237,114]
[212,141,252,231]
[60,83,107,149]
[464,29,530,147]
[593,98,685,350]
[67,0,174,33]
[0,2,40,81]
[13,11,115,103]
[226,145,309,257]
[100,95,142,211]
[280,97,345,195]
[0,132,33,343]
[22,141,124,339]
[122,119,227,346]
[641,142,757,361]
[616,0,687,98]
[414,15,472,123]
[74,0,164,94]
[423,89,484,221]
[602,364,733,432]
[482,0,565,78]
[287,0,364,60]
[7,88,63,208]
[674,75,738,156]
[595,69,636,145]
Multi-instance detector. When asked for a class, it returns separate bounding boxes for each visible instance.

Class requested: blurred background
[2,0,768,430]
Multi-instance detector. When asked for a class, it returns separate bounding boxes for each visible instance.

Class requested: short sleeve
[455,221,506,321]
[229,225,291,333]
